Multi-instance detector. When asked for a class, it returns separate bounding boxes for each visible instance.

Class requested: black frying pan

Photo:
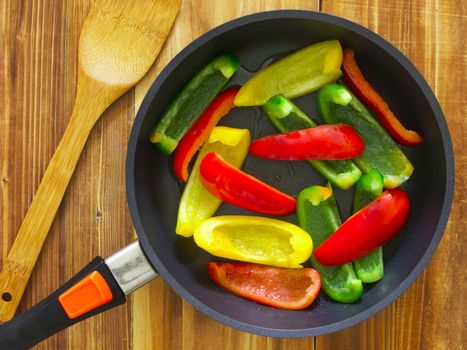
[0,10,454,348]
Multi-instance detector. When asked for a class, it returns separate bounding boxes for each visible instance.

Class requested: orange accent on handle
[58,271,113,319]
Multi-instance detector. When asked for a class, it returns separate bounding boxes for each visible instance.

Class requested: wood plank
[0,0,133,348]
[318,0,466,348]
[132,3,318,350]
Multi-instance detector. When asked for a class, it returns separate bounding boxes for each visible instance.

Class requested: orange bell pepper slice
[208,262,321,310]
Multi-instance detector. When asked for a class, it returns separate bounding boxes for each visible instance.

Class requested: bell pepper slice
[342,49,423,146]
[208,262,321,310]
[176,127,250,237]
[317,84,414,188]
[150,54,241,154]
[297,185,363,303]
[315,188,410,266]
[352,169,385,283]
[249,124,364,160]
[193,216,313,268]
[263,95,361,190]
[235,40,342,106]
[199,152,296,216]
[173,87,240,182]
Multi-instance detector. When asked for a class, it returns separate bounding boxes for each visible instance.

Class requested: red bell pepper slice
[208,262,321,310]
[342,48,423,146]
[249,124,365,160]
[199,152,296,215]
[173,87,240,182]
[314,188,410,266]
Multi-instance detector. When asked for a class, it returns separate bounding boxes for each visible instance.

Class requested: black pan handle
[0,241,157,349]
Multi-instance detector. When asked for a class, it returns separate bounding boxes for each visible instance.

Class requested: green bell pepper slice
[317,84,414,188]
[297,184,363,303]
[263,95,362,190]
[150,54,241,154]
[176,126,250,237]
[352,169,385,283]
[235,40,342,106]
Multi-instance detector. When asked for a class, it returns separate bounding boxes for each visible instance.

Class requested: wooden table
[1,0,465,349]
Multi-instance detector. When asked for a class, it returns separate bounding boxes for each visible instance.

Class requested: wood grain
[132,3,318,349]
[0,0,465,349]
[0,0,179,322]
[318,1,466,349]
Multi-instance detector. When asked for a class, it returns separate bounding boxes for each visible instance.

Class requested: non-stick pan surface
[128,10,453,337]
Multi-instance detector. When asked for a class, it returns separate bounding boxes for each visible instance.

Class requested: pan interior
[129,14,449,335]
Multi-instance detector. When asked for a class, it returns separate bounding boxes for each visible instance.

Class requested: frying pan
[0,10,454,348]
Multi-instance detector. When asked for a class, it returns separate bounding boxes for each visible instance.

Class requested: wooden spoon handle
[0,78,113,322]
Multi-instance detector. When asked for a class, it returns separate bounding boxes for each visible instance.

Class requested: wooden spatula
[0,0,180,322]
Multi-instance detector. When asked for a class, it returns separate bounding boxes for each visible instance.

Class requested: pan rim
[126,9,454,337]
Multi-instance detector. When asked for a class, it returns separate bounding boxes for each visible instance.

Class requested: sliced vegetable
[176,127,250,237]
[235,40,342,106]
[150,54,241,154]
[199,152,296,216]
[342,49,423,146]
[317,84,414,188]
[315,188,410,266]
[208,262,321,310]
[263,95,362,189]
[173,87,240,182]
[249,124,364,161]
[352,169,385,283]
[193,216,313,268]
[297,185,363,303]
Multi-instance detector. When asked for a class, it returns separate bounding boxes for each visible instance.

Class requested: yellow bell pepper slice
[235,40,343,106]
[193,216,313,268]
[176,127,250,237]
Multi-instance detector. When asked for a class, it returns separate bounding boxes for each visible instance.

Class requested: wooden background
[0,0,465,349]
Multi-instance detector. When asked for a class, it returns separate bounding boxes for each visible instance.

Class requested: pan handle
[0,241,158,349]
